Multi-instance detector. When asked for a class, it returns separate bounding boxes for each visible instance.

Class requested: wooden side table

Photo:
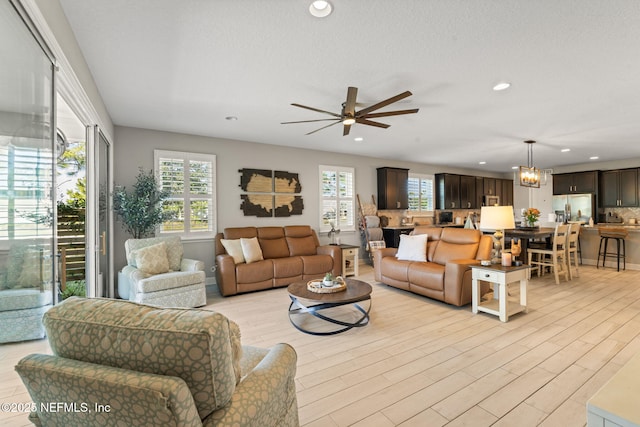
[471,264,530,322]
[338,245,359,277]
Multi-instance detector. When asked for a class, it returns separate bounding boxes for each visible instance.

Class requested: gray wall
[113,125,505,280]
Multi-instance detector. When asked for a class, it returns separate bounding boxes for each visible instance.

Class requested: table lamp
[479,206,516,264]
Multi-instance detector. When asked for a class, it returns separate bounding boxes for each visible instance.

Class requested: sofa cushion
[380,257,411,282]
[236,259,273,284]
[135,270,205,293]
[285,225,319,256]
[432,229,481,265]
[396,234,428,261]
[43,297,239,419]
[408,262,445,291]
[126,236,183,271]
[220,239,245,264]
[258,227,290,259]
[272,257,303,278]
[241,237,264,263]
[134,242,170,274]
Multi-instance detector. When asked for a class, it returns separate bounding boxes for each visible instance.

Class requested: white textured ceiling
[58,0,640,172]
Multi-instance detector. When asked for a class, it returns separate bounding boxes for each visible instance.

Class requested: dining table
[504,227,556,264]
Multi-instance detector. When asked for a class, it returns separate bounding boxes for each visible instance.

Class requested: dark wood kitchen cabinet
[435,173,460,209]
[600,168,638,207]
[377,167,409,209]
[483,178,497,196]
[553,171,598,194]
[500,179,514,206]
[460,175,477,209]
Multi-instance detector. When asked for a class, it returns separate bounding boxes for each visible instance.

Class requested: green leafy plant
[113,168,172,239]
[60,280,86,300]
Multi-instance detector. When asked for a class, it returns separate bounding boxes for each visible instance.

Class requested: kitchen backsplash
[603,207,640,224]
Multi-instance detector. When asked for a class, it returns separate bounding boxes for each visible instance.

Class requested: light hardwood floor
[2,264,640,426]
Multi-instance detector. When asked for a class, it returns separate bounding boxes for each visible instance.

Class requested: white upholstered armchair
[119,236,206,307]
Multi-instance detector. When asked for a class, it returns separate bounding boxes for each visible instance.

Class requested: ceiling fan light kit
[282,86,419,136]
[519,140,541,188]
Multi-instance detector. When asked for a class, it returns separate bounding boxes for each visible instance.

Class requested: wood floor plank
[2,264,640,426]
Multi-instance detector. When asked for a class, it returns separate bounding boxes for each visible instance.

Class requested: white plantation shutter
[319,165,355,232]
[408,173,434,214]
[0,145,54,239]
[155,150,216,238]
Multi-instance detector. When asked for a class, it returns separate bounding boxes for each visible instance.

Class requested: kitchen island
[579,225,640,270]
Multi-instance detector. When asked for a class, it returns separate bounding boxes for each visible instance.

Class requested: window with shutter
[0,145,54,239]
[408,173,434,215]
[319,165,355,233]
[154,150,216,238]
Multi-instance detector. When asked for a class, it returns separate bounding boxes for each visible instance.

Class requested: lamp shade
[479,206,516,231]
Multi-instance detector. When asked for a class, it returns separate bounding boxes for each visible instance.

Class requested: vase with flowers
[524,207,541,228]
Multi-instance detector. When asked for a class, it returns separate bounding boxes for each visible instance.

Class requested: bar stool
[597,227,628,271]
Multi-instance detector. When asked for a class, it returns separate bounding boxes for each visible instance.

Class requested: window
[319,165,355,233]
[155,150,216,238]
[407,173,434,214]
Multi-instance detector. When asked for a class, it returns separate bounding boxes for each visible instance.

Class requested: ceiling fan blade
[291,103,341,118]
[343,123,351,136]
[344,87,358,116]
[281,118,342,124]
[363,108,420,119]
[305,120,341,135]
[356,91,413,116]
[356,118,390,128]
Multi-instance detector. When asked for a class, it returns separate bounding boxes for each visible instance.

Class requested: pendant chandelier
[519,140,540,188]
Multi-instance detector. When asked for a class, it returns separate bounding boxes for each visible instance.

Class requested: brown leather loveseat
[215,225,341,296]
[374,226,492,306]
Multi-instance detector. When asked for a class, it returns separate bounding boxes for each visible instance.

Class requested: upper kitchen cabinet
[460,175,477,209]
[500,179,514,206]
[552,171,598,194]
[483,178,497,196]
[435,173,460,209]
[600,168,638,207]
[377,167,409,209]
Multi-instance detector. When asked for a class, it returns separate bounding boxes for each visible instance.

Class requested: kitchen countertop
[582,224,640,231]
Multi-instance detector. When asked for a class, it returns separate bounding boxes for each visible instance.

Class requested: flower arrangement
[524,208,541,226]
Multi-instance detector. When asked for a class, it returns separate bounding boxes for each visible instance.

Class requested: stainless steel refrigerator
[552,194,596,223]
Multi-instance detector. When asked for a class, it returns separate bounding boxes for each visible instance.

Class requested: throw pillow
[134,242,170,274]
[240,237,264,264]
[396,234,428,262]
[220,239,245,264]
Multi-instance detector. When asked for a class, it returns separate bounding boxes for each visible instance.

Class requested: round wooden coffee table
[287,278,372,335]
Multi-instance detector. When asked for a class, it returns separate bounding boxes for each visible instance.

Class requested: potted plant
[113,168,171,238]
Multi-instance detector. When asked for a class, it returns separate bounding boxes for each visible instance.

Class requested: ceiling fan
[281,86,419,136]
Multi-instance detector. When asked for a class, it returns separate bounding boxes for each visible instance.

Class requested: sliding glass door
[0,0,56,342]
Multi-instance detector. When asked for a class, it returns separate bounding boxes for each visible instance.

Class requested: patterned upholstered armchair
[119,236,206,307]
[16,297,299,427]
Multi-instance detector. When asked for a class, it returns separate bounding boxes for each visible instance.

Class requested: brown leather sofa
[215,225,341,296]
[374,226,493,306]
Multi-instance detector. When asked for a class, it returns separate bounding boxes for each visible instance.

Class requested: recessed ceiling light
[511,166,518,170]
[309,0,332,17]
[590,156,599,160]
[354,137,363,142]
[225,116,238,121]
[479,161,487,165]
[561,148,570,152]
[493,82,511,91]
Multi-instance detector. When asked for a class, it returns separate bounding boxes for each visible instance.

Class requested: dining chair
[528,223,570,285]
[566,222,581,279]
